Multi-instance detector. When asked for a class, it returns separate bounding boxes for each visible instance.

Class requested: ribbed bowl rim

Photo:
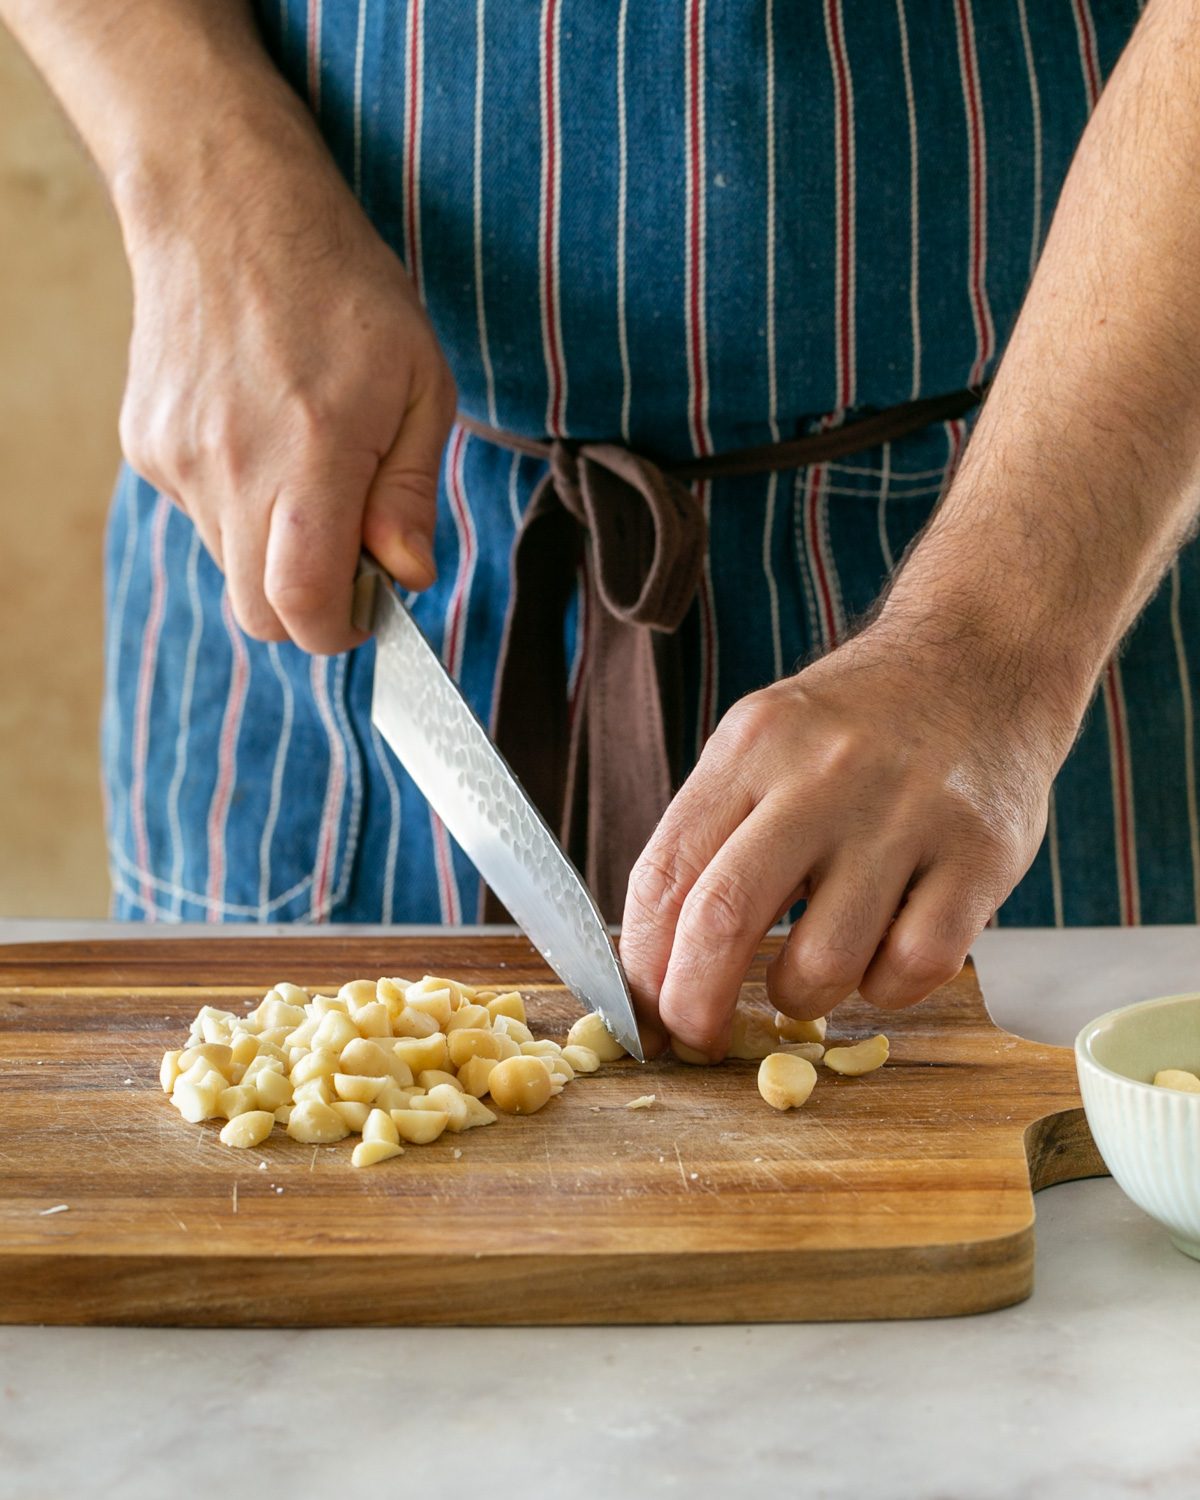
[1075,990,1200,1095]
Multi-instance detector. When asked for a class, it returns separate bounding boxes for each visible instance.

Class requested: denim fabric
[107,2,1195,930]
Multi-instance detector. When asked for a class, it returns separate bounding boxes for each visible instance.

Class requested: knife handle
[352,552,388,635]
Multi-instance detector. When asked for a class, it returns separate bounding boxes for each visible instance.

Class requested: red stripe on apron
[825,0,856,413]
[1102,661,1139,925]
[308,657,347,922]
[306,0,322,113]
[540,0,566,436]
[130,497,170,917]
[207,593,250,921]
[404,0,425,299]
[955,0,993,389]
[432,425,473,924]
[1072,0,1102,110]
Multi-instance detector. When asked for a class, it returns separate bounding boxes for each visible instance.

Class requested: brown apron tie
[461,384,986,923]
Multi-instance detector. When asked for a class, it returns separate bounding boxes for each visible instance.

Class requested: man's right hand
[114,71,455,654]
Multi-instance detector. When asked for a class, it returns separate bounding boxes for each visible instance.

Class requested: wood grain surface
[0,935,1106,1326]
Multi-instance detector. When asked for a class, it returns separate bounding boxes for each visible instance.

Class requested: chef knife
[354,553,644,1061]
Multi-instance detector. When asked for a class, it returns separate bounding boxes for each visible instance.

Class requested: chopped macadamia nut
[352,1140,404,1168]
[445,1003,491,1033]
[773,1011,827,1045]
[290,1051,339,1088]
[824,1034,890,1076]
[160,1050,184,1094]
[332,1072,388,1104]
[163,971,632,1166]
[351,1001,392,1038]
[728,1009,779,1061]
[292,1077,334,1107]
[780,1042,825,1065]
[311,1011,361,1053]
[565,1013,627,1062]
[1153,1068,1200,1093]
[338,979,379,1011]
[286,1100,351,1144]
[393,1034,450,1075]
[217,1084,258,1120]
[392,1005,440,1039]
[331,1100,372,1132]
[447,1029,507,1067]
[457,1055,500,1097]
[219,1111,275,1149]
[486,992,527,1024]
[520,1038,563,1059]
[405,989,454,1028]
[362,1108,401,1146]
[390,1108,450,1144]
[491,1014,535,1045]
[173,1075,224,1123]
[757,1053,818,1111]
[417,1068,464,1092]
[488,1056,555,1115]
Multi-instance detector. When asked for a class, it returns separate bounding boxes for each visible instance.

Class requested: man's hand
[625,0,1200,1052]
[620,624,1065,1057]
[1,0,456,653]
[118,113,455,653]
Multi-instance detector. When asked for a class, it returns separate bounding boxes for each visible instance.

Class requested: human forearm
[879,0,1200,752]
[0,0,330,243]
[2,0,454,647]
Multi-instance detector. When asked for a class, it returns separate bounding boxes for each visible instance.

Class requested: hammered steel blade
[357,555,643,1061]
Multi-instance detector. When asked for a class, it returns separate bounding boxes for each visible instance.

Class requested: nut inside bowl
[1075,992,1200,1262]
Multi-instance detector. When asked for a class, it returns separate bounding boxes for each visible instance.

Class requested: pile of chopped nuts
[161,977,892,1164]
[161,975,617,1167]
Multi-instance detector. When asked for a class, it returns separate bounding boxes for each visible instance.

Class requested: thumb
[362,374,455,591]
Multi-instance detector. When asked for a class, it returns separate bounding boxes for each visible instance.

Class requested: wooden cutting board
[0,935,1105,1326]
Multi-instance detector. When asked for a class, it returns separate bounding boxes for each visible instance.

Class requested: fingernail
[402,531,437,580]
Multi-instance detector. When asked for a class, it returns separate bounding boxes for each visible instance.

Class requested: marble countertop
[3,922,1200,1499]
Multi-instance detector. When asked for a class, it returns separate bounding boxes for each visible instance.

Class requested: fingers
[766,847,917,1021]
[856,867,994,1011]
[653,802,817,1058]
[218,497,288,643]
[362,376,456,591]
[619,751,754,1040]
[263,451,379,655]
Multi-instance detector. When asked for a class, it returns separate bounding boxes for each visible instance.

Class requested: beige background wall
[1,30,131,916]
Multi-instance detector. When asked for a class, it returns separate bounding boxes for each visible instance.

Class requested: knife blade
[355,554,644,1061]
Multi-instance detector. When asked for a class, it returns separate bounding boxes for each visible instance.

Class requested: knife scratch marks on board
[672,1142,689,1191]
[543,1136,557,1191]
[751,1160,787,1192]
[232,1182,238,1215]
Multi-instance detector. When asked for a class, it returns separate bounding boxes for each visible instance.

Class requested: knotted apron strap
[461,383,986,923]
[482,429,706,921]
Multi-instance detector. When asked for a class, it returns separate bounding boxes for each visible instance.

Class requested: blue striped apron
[107,1,1194,931]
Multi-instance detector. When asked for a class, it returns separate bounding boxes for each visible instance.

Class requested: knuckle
[285,390,341,452]
[786,939,863,996]
[714,694,773,758]
[263,574,326,624]
[887,933,965,993]
[658,992,729,1057]
[119,407,164,484]
[229,596,284,644]
[626,847,700,924]
[678,870,755,949]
